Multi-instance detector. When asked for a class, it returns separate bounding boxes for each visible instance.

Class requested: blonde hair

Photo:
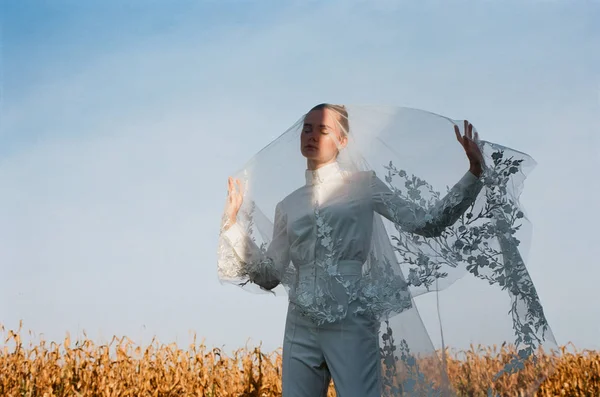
[308,103,350,136]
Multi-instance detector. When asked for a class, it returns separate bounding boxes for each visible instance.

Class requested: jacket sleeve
[222,201,291,290]
[372,170,483,237]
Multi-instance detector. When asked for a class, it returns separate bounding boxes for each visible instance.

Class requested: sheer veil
[217,105,557,395]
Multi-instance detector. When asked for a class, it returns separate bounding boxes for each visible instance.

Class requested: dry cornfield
[1,323,598,397]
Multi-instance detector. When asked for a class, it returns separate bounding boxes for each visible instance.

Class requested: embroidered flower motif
[219,149,551,394]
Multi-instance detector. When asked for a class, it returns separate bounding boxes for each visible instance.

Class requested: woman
[217,104,555,396]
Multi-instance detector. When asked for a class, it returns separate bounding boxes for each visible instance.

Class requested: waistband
[297,259,363,277]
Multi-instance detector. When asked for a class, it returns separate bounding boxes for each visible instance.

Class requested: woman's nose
[305,131,317,141]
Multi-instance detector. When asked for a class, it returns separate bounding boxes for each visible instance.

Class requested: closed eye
[303,124,332,134]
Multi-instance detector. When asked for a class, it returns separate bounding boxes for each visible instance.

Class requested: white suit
[223,161,482,397]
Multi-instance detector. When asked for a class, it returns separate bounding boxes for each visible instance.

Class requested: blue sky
[1,0,599,353]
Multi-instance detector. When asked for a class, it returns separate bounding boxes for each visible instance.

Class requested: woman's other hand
[454,120,484,178]
[225,177,244,229]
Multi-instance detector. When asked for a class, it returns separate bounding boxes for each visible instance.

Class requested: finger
[234,180,243,201]
[474,131,479,142]
[468,123,473,140]
[454,125,462,143]
[464,120,468,139]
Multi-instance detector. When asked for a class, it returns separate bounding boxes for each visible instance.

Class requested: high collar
[305,162,342,186]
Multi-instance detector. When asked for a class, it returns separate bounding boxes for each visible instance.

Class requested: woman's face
[301,108,347,164]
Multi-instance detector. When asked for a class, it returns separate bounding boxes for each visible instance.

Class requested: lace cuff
[222,222,246,250]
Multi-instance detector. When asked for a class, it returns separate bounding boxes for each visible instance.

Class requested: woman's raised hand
[454,120,484,177]
[225,177,244,228]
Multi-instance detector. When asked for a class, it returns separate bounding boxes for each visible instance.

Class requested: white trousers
[281,301,382,397]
